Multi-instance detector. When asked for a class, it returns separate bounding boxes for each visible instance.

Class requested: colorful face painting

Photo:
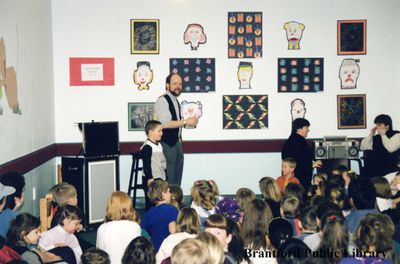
[278,58,324,93]
[228,12,262,58]
[0,38,21,115]
[283,21,305,50]
[339,58,360,89]
[223,95,268,129]
[133,61,153,90]
[183,24,207,51]
[290,98,306,121]
[237,62,253,89]
[180,100,203,129]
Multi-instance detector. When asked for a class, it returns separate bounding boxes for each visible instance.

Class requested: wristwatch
[183,119,187,126]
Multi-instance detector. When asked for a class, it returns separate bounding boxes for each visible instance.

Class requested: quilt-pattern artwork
[337,94,366,129]
[228,12,262,58]
[170,58,215,93]
[223,95,268,129]
[278,58,324,93]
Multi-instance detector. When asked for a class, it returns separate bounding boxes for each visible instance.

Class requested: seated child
[0,182,16,238]
[169,184,183,210]
[81,248,110,264]
[0,172,25,239]
[96,191,141,263]
[312,172,327,186]
[49,182,78,228]
[7,213,71,264]
[296,206,318,241]
[190,180,217,230]
[156,207,199,263]
[276,158,300,191]
[141,179,178,253]
[235,187,256,223]
[259,177,282,218]
[39,205,83,264]
[122,237,155,264]
[280,194,301,236]
[141,120,167,210]
[371,177,400,212]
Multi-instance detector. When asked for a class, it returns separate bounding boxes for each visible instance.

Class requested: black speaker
[61,157,85,212]
[61,157,120,228]
[82,121,119,158]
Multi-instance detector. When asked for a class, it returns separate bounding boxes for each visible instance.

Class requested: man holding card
[154,73,198,186]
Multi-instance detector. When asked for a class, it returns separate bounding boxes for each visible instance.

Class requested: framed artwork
[337,20,367,55]
[228,12,262,58]
[69,58,115,86]
[128,102,154,131]
[223,95,268,129]
[337,94,366,129]
[130,19,159,54]
[170,58,215,93]
[278,58,323,93]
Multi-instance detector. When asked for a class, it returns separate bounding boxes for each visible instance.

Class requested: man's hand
[312,160,322,168]
[185,117,198,126]
[370,126,377,137]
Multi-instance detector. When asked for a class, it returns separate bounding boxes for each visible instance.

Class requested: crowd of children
[1,119,400,264]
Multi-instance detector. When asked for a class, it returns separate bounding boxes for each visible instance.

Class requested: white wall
[0,0,55,164]
[51,0,400,194]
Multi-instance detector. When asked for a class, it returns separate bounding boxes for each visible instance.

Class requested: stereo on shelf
[314,136,360,159]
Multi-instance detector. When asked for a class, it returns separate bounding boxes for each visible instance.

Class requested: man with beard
[154,73,198,186]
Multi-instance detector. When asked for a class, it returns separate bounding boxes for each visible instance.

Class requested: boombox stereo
[314,136,360,159]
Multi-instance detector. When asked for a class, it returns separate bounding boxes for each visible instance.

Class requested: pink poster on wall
[69,58,115,86]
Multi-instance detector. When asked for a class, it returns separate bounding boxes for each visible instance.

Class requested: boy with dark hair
[346,178,378,233]
[140,179,178,253]
[81,248,110,264]
[141,120,167,209]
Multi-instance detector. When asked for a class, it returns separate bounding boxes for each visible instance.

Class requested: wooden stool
[127,152,145,207]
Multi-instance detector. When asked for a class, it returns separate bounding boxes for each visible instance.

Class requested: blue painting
[278,58,324,93]
[170,58,215,93]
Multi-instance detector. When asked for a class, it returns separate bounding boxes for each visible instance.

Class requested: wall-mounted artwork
[183,24,207,51]
[237,62,253,89]
[278,58,324,93]
[133,61,153,90]
[223,95,268,129]
[283,21,305,50]
[339,58,360,89]
[128,102,154,131]
[170,58,215,93]
[228,12,262,58]
[337,20,366,55]
[290,98,306,121]
[337,94,366,129]
[180,100,203,129]
[0,38,21,115]
[69,58,115,86]
[131,19,159,54]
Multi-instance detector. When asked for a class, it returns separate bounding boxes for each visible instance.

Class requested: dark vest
[365,130,400,177]
[161,94,181,147]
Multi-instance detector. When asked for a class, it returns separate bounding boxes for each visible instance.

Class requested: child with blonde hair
[259,177,282,218]
[156,207,199,263]
[197,232,224,264]
[96,191,141,263]
[235,187,256,223]
[170,238,210,264]
[190,180,217,229]
[276,158,300,191]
